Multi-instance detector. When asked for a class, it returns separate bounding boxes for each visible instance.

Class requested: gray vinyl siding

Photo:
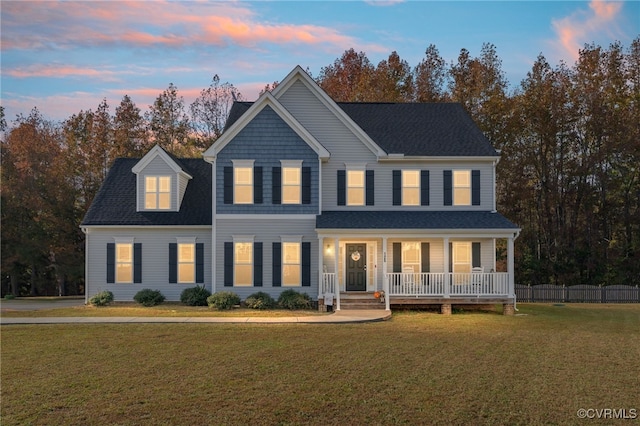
[277,80,379,210]
[215,218,318,300]
[85,227,211,302]
[216,105,319,214]
[136,155,180,211]
[177,173,190,208]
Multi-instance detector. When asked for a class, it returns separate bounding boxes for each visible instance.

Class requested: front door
[346,244,367,291]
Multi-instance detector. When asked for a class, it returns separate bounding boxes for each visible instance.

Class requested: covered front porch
[316,211,520,314]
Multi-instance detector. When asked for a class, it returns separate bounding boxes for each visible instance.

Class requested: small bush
[277,289,312,310]
[4,294,16,300]
[180,285,211,306]
[89,290,114,307]
[207,291,241,310]
[133,289,165,307]
[245,291,276,310]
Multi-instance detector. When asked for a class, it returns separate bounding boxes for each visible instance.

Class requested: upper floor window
[402,171,420,206]
[145,176,171,209]
[281,160,302,205]
[453,170,471,206]
[347,170,365,206]
[234,167,253,204]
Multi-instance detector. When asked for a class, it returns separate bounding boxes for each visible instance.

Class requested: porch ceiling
[316,210,519,235]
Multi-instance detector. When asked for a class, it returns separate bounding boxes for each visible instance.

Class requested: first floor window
[402,242,421,273]
[178,243,195,283]
[402,170,420,206]
[283,242,301,286]
[235,242,253,286]
[453,170,471,206]
[347,170,364,206]
[453,242,472,275]
[116,243,133,283]
[145,176,171,209]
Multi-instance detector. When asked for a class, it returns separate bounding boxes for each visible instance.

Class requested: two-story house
[82,66,520,314]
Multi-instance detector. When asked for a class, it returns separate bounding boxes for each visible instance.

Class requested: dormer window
[145,176,171,209]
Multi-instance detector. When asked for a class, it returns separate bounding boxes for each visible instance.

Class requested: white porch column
[443,237,450,298]
[382,237,389,311]
[508,235,515,297]
[318,236,323,296]
[334,237,340,311]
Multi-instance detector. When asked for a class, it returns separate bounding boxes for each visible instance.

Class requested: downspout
[81,227,88,305]
[204,156,216,295]
[513,229,521,312]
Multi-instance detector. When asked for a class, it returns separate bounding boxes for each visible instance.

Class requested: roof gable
[203,91,330,160]
[131,144,193,179]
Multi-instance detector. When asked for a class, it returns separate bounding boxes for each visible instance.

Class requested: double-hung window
[402,242,421,273]
[178,243,195,283]
[145,176,171,209]
[234,166,253,204]
[234,242,253,286]
[453,170,471,206]
[452,242,472,285]
[347,170,365,206]
[116,243,133,283]
[402,171,420,206]
[282,242,301,286]
[281,161,302,204]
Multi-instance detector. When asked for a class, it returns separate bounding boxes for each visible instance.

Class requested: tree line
[1,39,638,296]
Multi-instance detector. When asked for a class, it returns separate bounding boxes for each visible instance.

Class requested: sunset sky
[1,0,638,122]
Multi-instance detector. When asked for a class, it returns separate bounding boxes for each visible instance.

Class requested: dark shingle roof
[223,101,498,157]
[337,103,498,157]
[81,158,211,226]
[316,211,519,230]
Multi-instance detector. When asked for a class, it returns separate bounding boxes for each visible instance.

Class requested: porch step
[337,294,386,310]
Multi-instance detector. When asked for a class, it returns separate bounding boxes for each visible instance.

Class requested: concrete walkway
[0,310,390,324]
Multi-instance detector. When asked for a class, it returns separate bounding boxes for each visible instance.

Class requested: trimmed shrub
[180,285,211,306]
[89,290,114,307]
[4,294,16,300]
[133,289,165,307]
[245,291,276,310]
[207,291,241,311]
[277,289,312,310]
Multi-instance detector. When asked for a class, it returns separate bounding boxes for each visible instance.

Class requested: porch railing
[386,272,510,297]
[320,272,511,298]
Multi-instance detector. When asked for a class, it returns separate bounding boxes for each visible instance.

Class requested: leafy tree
[114,94,150,158]
[317,48,376,101]
[414,44,449,102]
[372,51,414,102]
[146,83,190,154]
[190,74,243,149]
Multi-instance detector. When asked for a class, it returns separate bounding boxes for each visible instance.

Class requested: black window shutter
[365,170,375,206]
[392,242,402,273]
[224,166,233,204]
[272,242,282,286]
[272,167,282,204]
[392,170,401,206]
[169,243,177,284]
[133,243,142,283]
[302,242,311,287]
[337,170,346,206]
[302,167,311,204]
[443,170,452,206]
[471,170,481,206]
[254,242,263,287]
[106,243,115,283]
[449,243,453,272]
[421,242,430,273]
[421,170,430,206]
[472,242,481,268]
[254,167,263,204]
[224,242,233,287]
[195,243,204,283]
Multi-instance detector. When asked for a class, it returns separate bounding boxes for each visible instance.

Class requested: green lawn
[2,304,639,425]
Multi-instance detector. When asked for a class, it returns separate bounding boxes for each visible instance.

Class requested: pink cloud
[1,1,378,53]
[551,0,624,62]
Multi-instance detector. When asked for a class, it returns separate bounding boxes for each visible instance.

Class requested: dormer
[131,145,193,212]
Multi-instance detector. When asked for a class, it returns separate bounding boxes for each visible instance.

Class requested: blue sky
[1,1,638,122]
